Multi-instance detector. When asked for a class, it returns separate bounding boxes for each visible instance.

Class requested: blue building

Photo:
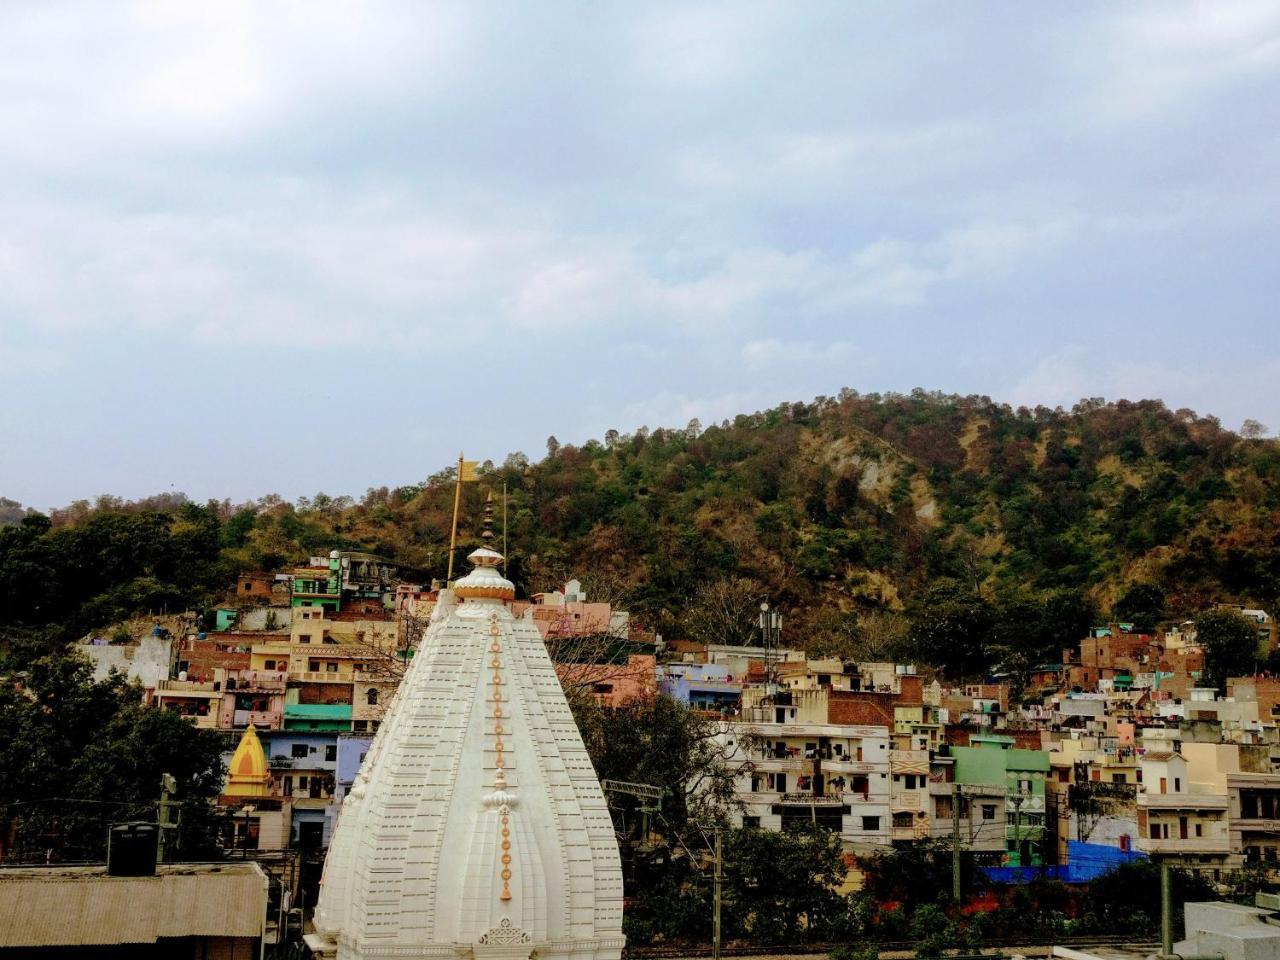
[336,734,374,800]
[659,663,743,713]
[261,730,341,848]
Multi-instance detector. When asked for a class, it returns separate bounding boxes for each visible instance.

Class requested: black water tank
[107,822,158,876]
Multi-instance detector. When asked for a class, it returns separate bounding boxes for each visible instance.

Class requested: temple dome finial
[454,543,515,601]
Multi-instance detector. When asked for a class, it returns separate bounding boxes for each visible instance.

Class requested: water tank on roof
[108,822,157,876]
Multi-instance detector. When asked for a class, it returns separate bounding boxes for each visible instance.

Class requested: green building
[290,554,341,611]
[952,734,1051,867]
[283,703,353,732]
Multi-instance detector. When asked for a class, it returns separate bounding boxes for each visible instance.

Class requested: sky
[2,1,1278,510]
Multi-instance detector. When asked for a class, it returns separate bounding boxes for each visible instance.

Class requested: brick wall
[827,690,893,726]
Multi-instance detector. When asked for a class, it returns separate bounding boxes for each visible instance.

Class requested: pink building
[215,667,287,730]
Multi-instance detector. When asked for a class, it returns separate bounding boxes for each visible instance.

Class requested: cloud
[0,3,1277,504]
[618,389,784,431]
[740,338,860,371]
[1097,1,1280,118]
[1006,350,1280,429]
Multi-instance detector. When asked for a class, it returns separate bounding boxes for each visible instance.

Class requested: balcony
[1235,819,1280,835]
[892,792,924,812]
[223,671,287,692]
[157,679,218,693]
[1139,793,1228,810]
[1138,837,1230,856]
[779,791,847,806]
[232,709,283,729]
[753,757,815,773]
[294,670,354,683]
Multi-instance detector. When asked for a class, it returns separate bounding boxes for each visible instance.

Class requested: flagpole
[447,452,463,583]
[502,481,508,573]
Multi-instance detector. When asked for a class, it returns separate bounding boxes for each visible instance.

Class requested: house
[0,862,268,958]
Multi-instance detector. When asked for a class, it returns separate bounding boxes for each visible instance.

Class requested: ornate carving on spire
[488,612,516,901]
[479,918,532,945]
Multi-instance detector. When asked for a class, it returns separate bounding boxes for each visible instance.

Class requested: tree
[1111,583,1165,631]
[682,577,763,647]
[1197,607,1261,690]
[0,498,26,527]
[0,652,227,862]
[573,694,748,830]
[908,582,994,679]
[723,825,848,944]
[1241,419,1269,439]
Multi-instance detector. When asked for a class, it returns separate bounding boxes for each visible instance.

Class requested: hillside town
[59,547,1280,914]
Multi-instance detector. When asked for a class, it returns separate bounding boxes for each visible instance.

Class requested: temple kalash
[304,517,625,960]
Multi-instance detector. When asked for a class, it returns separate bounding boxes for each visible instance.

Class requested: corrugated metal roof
[0,863,266,947]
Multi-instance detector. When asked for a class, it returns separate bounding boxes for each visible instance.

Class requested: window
[982,804,996,821]
[1113,773,1127,784]
[1195,823,1203,837]
[264,660,276,671]
[308,660,320,671]
[862,816,880,832]
[371,720,380,731]
[743,816,760,829]
[1175,777,1182,791]
[353,720,368,733]
[325,744,337,762]
[291,743,309,759]
[326,662,338,672]
[299,635,312,644]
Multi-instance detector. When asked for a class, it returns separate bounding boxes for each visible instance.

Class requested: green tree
[723,825,848,944]
[0,652,227,861]
[1197,608,1262,690]
[573,694,748,832]
[909,582,994,679]
[1111,583,1165,631]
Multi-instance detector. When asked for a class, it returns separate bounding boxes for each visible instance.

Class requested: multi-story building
[1136,748,1231,875]
[719,708,892,848]
[889,748,932,843]
[1228,773,1280,870]
[153,678,222,728]
[658,663,743,713]
[950,734,1051,866]
[215,667,287,730]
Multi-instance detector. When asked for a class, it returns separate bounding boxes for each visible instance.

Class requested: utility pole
[713,828,723,960]
[157,773,178,865]
[951,783,962,903]
[1161,860,1172,958]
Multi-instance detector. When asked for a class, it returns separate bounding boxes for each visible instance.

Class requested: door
[1179,816,1188,840]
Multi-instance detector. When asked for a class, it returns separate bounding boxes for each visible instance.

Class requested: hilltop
[2,390,1278,673]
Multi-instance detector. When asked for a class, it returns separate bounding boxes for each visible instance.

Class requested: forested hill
[2,391,1279,671]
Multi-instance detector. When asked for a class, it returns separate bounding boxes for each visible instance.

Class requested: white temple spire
[309,543,624,960]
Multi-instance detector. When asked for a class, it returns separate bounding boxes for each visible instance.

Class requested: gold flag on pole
[447,455,482,584]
